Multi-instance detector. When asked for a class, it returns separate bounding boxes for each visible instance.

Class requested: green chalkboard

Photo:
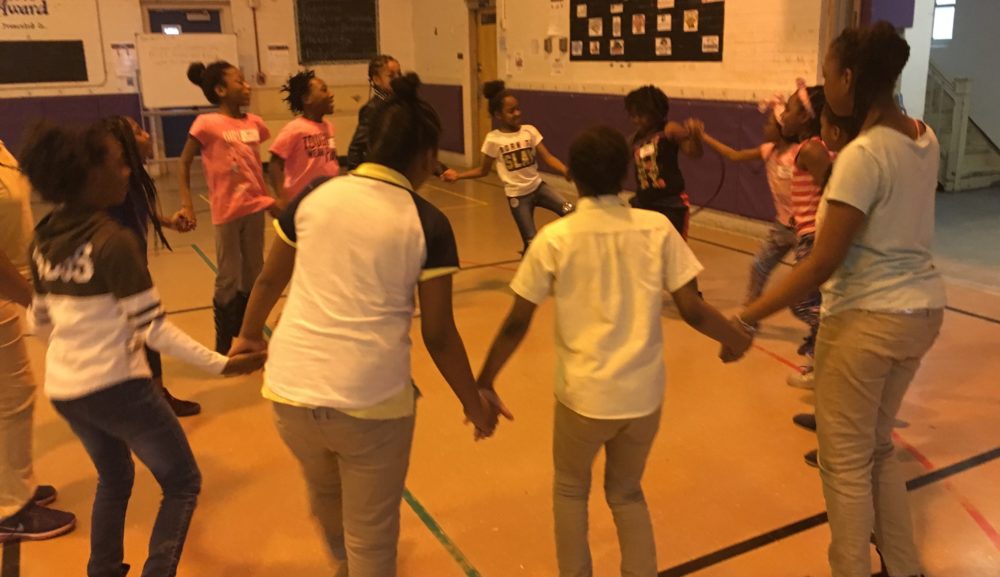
[295,0,379,63]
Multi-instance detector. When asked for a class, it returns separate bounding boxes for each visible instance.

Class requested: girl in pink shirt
[269,70,340,201]
[688,102,802,306]
[178,60,279,354]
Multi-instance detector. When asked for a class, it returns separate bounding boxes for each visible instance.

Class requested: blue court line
[189,243,481,577]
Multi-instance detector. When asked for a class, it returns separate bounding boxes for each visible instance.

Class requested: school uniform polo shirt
[263,163,460,417]
[510,195,703,420]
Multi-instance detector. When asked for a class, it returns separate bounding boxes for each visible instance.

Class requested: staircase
[924,62,1000,191]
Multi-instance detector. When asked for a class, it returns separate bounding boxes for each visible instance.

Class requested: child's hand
[719,316,754,363]
[685,118,705,140]
[229,336,267,356]
[267,199,287,219]
[464,393,499,440]
[440,169,458,182]
[222,351,267,375]
[170,211,196,233]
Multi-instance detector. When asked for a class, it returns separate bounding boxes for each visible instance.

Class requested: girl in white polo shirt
[231,74,498,577]
[446,80,574,253]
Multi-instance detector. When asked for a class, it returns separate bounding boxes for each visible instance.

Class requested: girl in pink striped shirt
[780,81,833,388]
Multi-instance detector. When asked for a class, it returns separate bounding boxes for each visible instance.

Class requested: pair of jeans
[53,379,201,577]
[509,182,574,250]
[791,234,821,357]
[745,222,797,304]
[815,308,943,577]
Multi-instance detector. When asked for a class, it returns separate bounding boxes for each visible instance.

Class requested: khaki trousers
[273,402,415,577]
[553,401,661,577]
[815,308,944,577]
[0,299,37,519]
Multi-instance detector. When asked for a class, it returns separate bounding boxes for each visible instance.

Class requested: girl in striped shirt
[20,122,266,577]
[780,81,833,388]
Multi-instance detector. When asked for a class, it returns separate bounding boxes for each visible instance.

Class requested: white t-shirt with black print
[482,125,545,198]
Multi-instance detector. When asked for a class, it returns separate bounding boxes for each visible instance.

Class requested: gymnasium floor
[5,172,1000,577]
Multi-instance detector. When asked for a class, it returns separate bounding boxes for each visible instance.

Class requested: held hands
[465,382,515,441]
[223,336,268,375]
[168,210,197,233]
[684,118,705,140]
[439,169,459,183]
[267,198,288,219]
[719,316,755,363]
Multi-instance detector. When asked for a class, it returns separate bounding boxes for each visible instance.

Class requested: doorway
[474,7,498,165]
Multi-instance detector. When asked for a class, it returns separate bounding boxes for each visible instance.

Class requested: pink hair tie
[794,78,816,119]
[757,92,786,125]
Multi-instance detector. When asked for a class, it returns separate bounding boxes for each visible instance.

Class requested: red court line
[893,433,1000,552]
[752,341,1000,551]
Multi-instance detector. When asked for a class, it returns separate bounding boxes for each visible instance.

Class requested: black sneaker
[792,413,817,432]
[804,449,818,468]
[32,485,57,507]
[0,503,76,542]
[163,387,201,418]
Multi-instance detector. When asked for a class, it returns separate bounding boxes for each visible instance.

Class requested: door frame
[467,0,498,168]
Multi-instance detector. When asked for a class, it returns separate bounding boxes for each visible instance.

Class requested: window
[932,0,956,42]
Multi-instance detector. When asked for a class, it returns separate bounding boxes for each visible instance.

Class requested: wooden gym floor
[4,172,999,577]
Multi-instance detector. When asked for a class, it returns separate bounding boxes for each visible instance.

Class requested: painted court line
[422,183,490,206]
[189,243,482,576]
[657,342,1000,576]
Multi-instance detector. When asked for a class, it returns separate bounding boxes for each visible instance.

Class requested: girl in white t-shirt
[445,81,574,253]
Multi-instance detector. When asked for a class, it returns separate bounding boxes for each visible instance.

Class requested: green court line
[189,243,482,577]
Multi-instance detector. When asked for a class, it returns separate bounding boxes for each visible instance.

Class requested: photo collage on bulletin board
[569,0,724,62]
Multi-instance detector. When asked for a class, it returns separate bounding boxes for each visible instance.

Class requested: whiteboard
[136,33,240,109]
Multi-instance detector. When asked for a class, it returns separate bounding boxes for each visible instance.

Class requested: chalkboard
[295,0,379,63]
[135,33,240,109]
[569,0,724,62]
[0,41,87,84]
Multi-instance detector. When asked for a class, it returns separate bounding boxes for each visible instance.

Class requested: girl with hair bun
[231,72,501,576]
[446,80,574,254]
[739,22,945,577]
[178,60,281,355]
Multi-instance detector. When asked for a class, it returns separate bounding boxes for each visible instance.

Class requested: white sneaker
[787,366,815,389]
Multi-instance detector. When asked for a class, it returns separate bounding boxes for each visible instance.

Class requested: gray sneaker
[787,366,815,389]
[0,503,76,542]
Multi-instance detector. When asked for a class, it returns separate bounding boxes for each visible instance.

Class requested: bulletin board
[569,0,725,62]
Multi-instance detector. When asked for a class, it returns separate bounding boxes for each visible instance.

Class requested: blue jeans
[53,379,201,577]
[509,182,574,251]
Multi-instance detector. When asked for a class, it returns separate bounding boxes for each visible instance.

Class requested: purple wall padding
[0,94,141,156]
[422,84,465,154]
[513,89,776,221]
[862,0,915,29]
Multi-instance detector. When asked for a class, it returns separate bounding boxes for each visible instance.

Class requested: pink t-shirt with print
[190,113,275,225]
[269,117,340,201]
[759,141,800,227]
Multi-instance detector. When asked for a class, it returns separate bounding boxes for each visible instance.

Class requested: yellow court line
[421,183,489,206]
[199,194,210,205]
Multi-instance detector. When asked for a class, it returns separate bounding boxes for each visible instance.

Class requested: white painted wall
[900,0,934,120]
[931,0,1000,145]
[0,0,142,98]
[496,0,825,102]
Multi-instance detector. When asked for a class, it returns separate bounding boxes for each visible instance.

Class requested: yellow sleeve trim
[419,266,460,282]
[272,218,297,248]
